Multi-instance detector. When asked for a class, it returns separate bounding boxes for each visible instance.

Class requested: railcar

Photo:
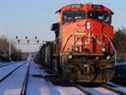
[41,3,116,83]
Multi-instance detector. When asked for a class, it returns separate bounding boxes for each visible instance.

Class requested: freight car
[40,3,116,83]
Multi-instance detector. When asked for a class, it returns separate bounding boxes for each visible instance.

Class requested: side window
[87,12,94,18]
[51,23,60,44]
[103,13,111,24]
[94,12,111,24]
[51,23,60,32]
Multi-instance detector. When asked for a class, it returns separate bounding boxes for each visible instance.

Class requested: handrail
[103,33,117,65]
[62,32,85,52]
[62,34,73,52]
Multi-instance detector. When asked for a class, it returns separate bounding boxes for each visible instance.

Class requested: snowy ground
[0,61,125,95]
[27,62,86,95]
[0,62,28,95]
[26,62,120,95]
[0,61,85,95]
[0,62,22,80]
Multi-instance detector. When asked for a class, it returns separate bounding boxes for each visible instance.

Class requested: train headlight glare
[102,48,105,52]
[96,57,99,60]
[86,22,91,30]
[85,22,91,29]
[75,47,78,52]
[68,55,72,59]
[106,55,111,60]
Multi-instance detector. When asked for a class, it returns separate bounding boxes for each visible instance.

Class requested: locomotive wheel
[99,60,111,70]
[82,64,96,82]
[51,59,58,74]
[98,60,115,82]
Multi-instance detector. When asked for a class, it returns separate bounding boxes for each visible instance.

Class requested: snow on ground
[0,63,7,66]
[0,61,123,95]
[0,62,28,95]
[27,63,86,95]
[107,82,126,93]
[27,63,58,95]
[94,87,118,95]
[27,76,59,95]
[0,63,22,79]
[56,86,86,95]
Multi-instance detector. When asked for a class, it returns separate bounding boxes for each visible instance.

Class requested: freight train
[36,3,116,83]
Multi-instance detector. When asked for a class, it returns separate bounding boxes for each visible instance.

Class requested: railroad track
[20,62,31,95]
[0,63,25,82]
[75,82,126,95]
[75,85,93,95]
[39,67,126,95]
[0,62,14,68]
[102,82,126,95]
[0,61,31,95]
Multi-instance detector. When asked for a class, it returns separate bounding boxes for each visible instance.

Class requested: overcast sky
[0,0,125,52]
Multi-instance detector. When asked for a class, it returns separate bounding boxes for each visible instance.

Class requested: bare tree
[0,36,22,62]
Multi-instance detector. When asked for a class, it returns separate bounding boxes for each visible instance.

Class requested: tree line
[0,36,22,62]
[114,27,126,60]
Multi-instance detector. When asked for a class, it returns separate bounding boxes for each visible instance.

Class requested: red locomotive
[38,3,116,83]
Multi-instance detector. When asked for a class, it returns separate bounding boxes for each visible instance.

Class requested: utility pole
[6,24,11,61]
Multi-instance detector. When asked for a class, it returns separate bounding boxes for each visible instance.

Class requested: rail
[76,83,126,95]
[62,34,73,52]
[0,63,24,82]
[102,82,126,94]
[0,63,13,68]
[20,62,31,95]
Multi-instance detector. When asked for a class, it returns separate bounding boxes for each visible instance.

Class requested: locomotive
[39,3,116,83]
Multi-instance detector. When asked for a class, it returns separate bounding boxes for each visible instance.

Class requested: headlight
[106,55,111,60]
[68,55,72,59]
[75,47,78,51]
[85,22,91,30]
[101,48,106,52]
[95,57,99,60]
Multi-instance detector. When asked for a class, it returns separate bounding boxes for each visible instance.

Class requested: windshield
[63,11,111,24]
[92,12,111,23]
[63,11,86,22]
[88,12,111,23]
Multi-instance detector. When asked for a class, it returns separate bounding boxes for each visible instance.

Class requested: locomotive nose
[76,20,92,30]
[75,20,104,53]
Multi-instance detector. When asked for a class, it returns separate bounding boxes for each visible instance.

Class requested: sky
[0,0,125,51]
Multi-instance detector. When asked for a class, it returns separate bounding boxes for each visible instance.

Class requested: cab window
[94,12,111,24]
[87,12,111,24]
[63,11,112,24]
[63,11,86,22]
